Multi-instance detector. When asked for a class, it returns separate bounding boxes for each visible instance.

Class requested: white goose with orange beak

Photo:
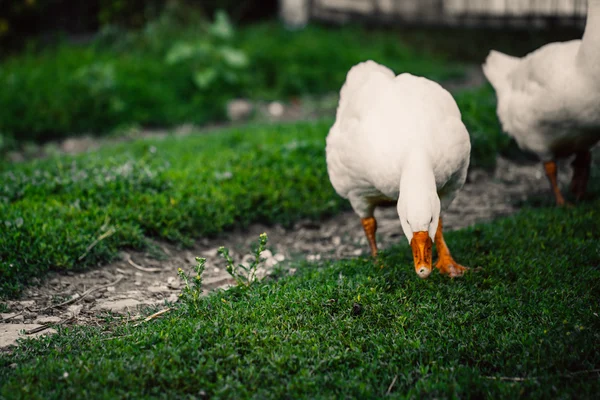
[482,0,600,206]
[326,60,471,278]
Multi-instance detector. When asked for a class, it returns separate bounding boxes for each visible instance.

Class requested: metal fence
[303,0,587,28]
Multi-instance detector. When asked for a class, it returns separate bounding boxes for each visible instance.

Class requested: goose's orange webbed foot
[434,217,468,278]
[361,217,378,257]
[360,216,386,268]
[543,161,572,207]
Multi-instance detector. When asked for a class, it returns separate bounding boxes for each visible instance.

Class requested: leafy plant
[177,257,206,313]
[165,10,249,91]
[218,232,268,288]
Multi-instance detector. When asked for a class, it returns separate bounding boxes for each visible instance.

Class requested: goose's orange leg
[361,217,378,257]
[543,161,567,206]
[434,218,468,277]
[570,150,591,200]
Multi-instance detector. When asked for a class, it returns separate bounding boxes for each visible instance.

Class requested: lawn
[0,85,510,299]
[1,198,599,398]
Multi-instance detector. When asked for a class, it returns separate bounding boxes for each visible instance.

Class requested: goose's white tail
[482,50,520,92]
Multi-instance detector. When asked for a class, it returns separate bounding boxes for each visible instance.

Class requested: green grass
[0,120,346,298]
[1,199,599,398]
[0,85,520,298]
[0,20,465,145]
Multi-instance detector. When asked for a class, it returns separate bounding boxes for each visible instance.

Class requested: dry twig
[133,307,172,327]
[78,226,117,261]
[386,375,398,395]
[25,316,75,335]
[125,255,162,273]
[0,312,24,322]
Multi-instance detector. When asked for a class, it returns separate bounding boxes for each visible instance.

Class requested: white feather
[326,60,471,242]
[482,1,600,161]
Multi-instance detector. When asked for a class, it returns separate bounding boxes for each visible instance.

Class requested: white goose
[326,61,471,278]
[483,0,600,205]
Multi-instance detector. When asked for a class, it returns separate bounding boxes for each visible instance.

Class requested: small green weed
[176,257,206,314]
[218,232,268,288]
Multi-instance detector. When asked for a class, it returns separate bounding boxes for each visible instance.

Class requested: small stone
[135,272,143,277]
[201,247,220,258]
[352,249,362,256]
[35,316,62,324]
[167,279,180,290]
[134,281,142,286]
[106,286,116,292]
[265,258,278,268]
[67,305,82,317]
[274,254,285,262]
[268,101,285,117]
[261,249,273,259]
[94,299,142,313]
[332,236,342,246]
[18,300,35,309]
[147,286,170,293]
[307,254,321,262]
[227,99,253,121]
[213,267,220,273]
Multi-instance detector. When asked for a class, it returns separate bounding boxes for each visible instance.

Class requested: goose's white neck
[577,0,600,71]
[397,149,440,242]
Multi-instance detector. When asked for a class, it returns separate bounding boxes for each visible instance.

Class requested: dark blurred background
[0,0,586,53]
[0,0,278,51]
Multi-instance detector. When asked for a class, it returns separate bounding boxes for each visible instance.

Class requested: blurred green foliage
[0,8,465,145]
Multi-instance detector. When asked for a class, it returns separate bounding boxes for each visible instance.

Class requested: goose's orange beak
[411,231,432,279]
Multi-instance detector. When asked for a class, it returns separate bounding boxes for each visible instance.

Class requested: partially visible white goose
[483,0,600,205]
[326,60,471,278]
